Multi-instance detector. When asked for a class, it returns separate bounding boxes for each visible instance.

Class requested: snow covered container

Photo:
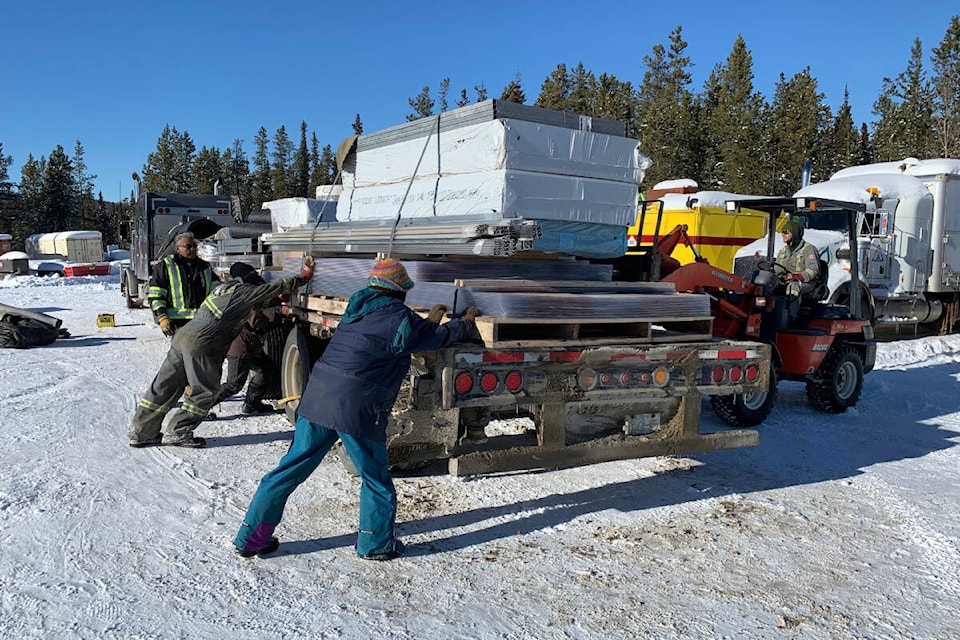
[0,234,11,255]
[337,99,649,227]
[24,231,103,263]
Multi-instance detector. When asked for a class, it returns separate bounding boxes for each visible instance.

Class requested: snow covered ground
[1,275,959,639]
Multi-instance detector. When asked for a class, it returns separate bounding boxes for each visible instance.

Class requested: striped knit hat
[367,258,414,292]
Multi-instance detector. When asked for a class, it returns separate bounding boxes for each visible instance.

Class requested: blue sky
[3,0,958,202]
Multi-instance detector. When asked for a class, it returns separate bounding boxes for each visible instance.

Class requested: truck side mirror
[879,211,893,235]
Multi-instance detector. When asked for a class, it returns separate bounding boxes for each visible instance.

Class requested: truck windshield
[790,212,848,232]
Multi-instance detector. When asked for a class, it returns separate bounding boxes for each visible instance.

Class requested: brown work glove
[427,304,447,323]
[299,256,315,283]
[461,306,479,323]
[158,314,175,337]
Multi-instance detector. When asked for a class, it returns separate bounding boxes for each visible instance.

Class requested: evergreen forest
[1,19,958,252]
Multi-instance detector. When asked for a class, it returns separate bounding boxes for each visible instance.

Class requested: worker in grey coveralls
[773,220,821,319]
[128,258,315,448]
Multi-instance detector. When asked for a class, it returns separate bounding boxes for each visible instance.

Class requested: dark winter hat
[230,262,264,285]
[782,220,803,237]
[367,258,414,292]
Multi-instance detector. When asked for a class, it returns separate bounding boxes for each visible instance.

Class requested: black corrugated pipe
[224,223,272,239]
[246,210,271,225]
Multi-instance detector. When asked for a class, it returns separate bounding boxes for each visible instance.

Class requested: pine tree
[568,62,597,114]
[594,74,637,134]
[174,130,196,192]
[353,113,364,135]
[191,146,224,194]
[42,145,78,231]
[457,89,470,108]
[474,83,488,102]
[638,26,699,186]
[500,72,527,104]
[319,145,336,186]
[251,127,273,210]
[142,125,178,192]
[407,86,435,121]
[699,35,767,193]
[931,15,960,157]
[767,68,832,193]
[309,132,322,196]
[96,192,117,246]
[0,142,11,191]
[18,154,45,239]
[535,64,571,111]
[293,121,310,197]
[0,142,14,240]
[224,139,252,219]
[872,39,935,160]
[271,125,293,198]
[438,77,451,112]
[827,88,861,176]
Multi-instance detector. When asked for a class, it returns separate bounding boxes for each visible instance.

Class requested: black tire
[280,325,312,425]
[261,323,288,400]
[710,367,778,427]
[806,346,864,413]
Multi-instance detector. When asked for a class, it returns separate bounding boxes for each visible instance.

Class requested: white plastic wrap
[337,169,638,226]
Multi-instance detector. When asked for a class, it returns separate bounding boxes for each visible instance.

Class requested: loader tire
[710,367,777,427]
[806,346,863,414]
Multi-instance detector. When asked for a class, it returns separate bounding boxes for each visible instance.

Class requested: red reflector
[480,373,498,392]
[600,372,611,384]
[712,366,725,384]
[482,352,524,363]
[504,371,522,391]
[746,365,759,382]
[455,373,473,393]
[549,351,582,362]
[716,350,747,359]
[729,366,743,383]
[620,372,631,384]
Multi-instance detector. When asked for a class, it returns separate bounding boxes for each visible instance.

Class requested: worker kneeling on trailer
[234,258,479,560]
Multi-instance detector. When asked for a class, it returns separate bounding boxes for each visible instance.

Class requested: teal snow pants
[234,416,400,557]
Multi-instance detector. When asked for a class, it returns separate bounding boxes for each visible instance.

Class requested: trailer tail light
[619,372,631,385]
[712,366,725,384]
[455,373,473,394]
[504,371,523,391]
[600,372,611,385]
[577,368,598,391]
[745,364,759,382]
[480,372,499,393]
[729,366,743,383]
[652,367,669,388]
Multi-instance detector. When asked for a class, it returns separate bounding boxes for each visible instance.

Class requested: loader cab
[726,196,868,334]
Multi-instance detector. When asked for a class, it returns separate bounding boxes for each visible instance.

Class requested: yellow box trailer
[628,188,774,271]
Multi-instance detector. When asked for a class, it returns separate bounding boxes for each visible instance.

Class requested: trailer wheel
[123,269,142,309]
[806,346,864,413]
[710,367,777,426]
[280,326,312,425]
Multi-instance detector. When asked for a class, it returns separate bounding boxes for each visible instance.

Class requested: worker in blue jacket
[234,258,478,560]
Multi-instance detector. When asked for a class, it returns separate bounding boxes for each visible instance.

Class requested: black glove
[461,306,479,322]
[427,304,447,323]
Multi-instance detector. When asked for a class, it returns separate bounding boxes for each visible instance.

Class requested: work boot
[360,540,405,562]
[129,436,163,448]
[241,401,274,415]
[236,536,280,558]
[162,434,207,448]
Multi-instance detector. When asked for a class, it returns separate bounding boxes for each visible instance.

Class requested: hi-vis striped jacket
[148,254,215,322]
[178,275,306,352]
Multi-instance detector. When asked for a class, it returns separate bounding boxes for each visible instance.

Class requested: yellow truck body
[627,191,775,271]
